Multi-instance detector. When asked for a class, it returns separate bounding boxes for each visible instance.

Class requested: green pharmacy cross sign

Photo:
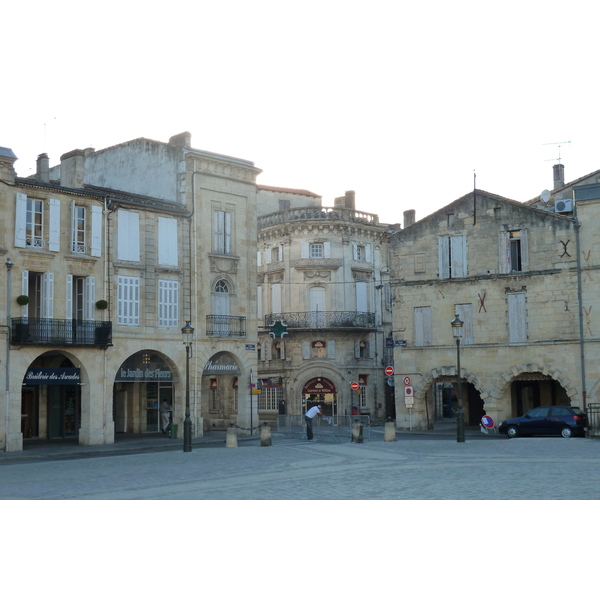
[268,319,288,338]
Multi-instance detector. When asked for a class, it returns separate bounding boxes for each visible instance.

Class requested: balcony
[206,315,247,337]
[11,318,112,347]
[265,311,376,331]
[258,205,379,229]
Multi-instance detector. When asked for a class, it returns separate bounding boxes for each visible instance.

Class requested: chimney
[36,153,50,183]
[169,132,191,147]
[553,163,565,190]
[60,149,87,188]
[403,209,416,228]
[0,146,18,184]
[334,190,356,209]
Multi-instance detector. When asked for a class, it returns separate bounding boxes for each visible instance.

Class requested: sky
[2,0,598,226]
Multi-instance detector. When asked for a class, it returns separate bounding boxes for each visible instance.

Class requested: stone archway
[301,376,338,417]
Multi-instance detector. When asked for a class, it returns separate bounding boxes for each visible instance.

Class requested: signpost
[405,384,414,430]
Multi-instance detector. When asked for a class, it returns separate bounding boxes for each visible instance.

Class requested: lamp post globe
[451,314,465,443]
[181,321,194,452]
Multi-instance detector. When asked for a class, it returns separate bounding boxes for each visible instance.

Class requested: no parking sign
[481,415,495,429]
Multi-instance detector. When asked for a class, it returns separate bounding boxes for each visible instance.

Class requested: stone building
[387,175,600,432]
[1,133,261,452]
[256,189,394,423]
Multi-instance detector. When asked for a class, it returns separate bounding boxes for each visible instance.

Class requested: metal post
[184,343,192,452]
[456,337,465,443]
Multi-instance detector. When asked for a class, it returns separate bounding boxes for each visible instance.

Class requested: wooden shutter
[415,306,432,346]
[356,281,368,312]
[438,237,450,279]
[327,340,336,358]
[520,229,529,272]
[42,272,54,318]
[271,283,282,314]
[15,193,28,248]
[85,277,95,320]
[158,217,178,266]
[323,241,331,258]
[455,303,473,344]
[498,231,510,274]
[301,242,309,258]
[48,198,61,252]
[91,205,103,257]
[450,235,466,278]
[21,269,29,318]
[508,292,527,343]
[118,210,140,261]
[302,340,311,359]
[66,274,73,321]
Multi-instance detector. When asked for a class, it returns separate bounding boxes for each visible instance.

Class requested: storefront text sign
[24,368,81,385]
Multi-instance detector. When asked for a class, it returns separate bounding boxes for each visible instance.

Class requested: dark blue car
[498,406,587,439]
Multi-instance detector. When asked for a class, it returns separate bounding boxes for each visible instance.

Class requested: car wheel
[506,425,519,438]
[560,427,572,438]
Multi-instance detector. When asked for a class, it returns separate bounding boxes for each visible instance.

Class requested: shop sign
[203,352,241,375]
[268,376,282,387]
[24,368,81,385]
[115,353,176,382]
[302,377,336,394]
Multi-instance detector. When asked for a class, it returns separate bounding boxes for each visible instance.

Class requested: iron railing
[265,311,376,330]
[586,403,600,438]
[11,318,112,346]
[206,315,247,337]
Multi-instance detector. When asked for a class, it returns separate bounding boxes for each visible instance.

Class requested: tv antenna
[543,140,571,164]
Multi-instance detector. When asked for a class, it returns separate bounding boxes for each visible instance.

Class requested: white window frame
[118,276,140,326]
[158,280,179,327]
[213,210,232,255]
[71,202,87,254]
[259,386,282,411]
[27,198,44,248]
[358,385,368,409]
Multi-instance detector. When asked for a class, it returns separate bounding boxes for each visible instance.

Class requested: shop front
[301,377,338,417]
[203,351,242,429]
[113,352,178,434]
[21,360,82,441]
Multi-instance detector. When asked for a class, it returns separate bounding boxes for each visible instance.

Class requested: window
[414,306,432,346]
[312,341,326,358]
[158,217,178,266]
[356,281,368,312]
[438,235,466,279]
[271,283,282,314]
[66,275,95,321]
[358,383,368,409]
[27,198,44,248]
[71,205,86,253]
[158,280,179,327]
[355,340,372,359]
[118,276,140,325]
[508,292,527,343]
[259,386,282,411]
[213,210,232,255]
[117,210,140,262]
[21,270,54,318]
[213,279,231,336]
[302,242,331,259]
[499,230,528,274]
[15,194,61,252]
[352,243,371,262]
[310,243,323,258]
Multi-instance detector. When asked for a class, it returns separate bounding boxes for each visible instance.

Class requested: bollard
[384,421,396,442]
[226,423,238,448]
[261,421,272,446]
[351,421,363,443]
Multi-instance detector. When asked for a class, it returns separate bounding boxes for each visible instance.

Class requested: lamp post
[181,321,194,452]
[451,314,465,443]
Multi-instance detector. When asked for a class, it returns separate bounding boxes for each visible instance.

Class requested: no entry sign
[384,366,394,376]
[351,382,359,390]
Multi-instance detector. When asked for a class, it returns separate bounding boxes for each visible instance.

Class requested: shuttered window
[415,306,432,346]
[158,280,179,327]
[158,217,178,266]
[118,210,140,262]
[213,210,232,255]
[438,235,467,279]
[508,292,527,343]
[118,276,140,325]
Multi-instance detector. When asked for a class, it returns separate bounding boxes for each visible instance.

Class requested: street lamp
[181,321,194,452]
[451,314,465,443]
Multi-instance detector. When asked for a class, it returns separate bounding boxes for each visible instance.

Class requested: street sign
[403,376,411,386]
[386,377,395,387]
[404,386,413,397]
[384,366,394,376]
[481,415,495,429]
[404,385,414,406]
[351,382,359,390]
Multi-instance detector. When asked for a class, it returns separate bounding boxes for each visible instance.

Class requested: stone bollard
[226,423,238,448]
[261,421,272,446]
[351,421,363,443]
[384,421,396,442]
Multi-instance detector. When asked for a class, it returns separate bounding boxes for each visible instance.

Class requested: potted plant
[95,299,108,310]
[16,295,29,306]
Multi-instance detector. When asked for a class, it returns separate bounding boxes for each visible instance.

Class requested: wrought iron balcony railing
[11,318,112,347]
[206,315,247,337]
[265,311,376,330]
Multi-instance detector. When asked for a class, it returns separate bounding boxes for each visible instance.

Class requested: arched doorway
[433,379,484,426]
[113,352,178,434]
[202,351,242,428]
[21,353,82,441]
[301,377,338,417]
[511,373,569,417]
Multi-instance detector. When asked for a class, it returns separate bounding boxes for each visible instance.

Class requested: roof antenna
[543,140,571,164]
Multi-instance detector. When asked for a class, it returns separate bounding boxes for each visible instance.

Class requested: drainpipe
[5,258,13,451]
[573,196,587,410]
[190,172,199,434]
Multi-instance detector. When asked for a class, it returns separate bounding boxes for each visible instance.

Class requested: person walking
[160,399,172,434]
[304,404,322,441]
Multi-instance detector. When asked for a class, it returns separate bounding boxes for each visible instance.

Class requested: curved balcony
[258,206,379,229]
[265,311,375,331]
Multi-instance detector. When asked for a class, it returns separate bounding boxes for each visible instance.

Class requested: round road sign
[351,382,359,390]
[403,376,411,386]
[481,415,495,428]
[385,366,394,376]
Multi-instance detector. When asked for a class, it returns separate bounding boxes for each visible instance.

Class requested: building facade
[387,182,599,432]
[1,132,262,452]
[256,189,394,423]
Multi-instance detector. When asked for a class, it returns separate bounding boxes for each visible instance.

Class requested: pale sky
[2,0,598,226]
